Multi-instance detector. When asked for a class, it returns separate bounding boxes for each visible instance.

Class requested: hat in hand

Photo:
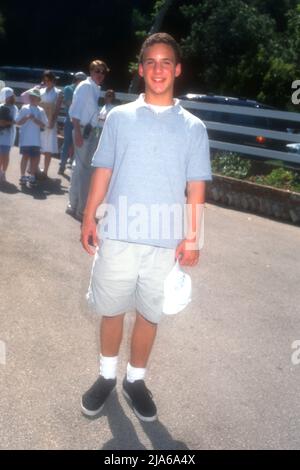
[163,260,192,315]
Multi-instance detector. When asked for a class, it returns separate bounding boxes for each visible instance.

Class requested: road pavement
[0,147,300,450]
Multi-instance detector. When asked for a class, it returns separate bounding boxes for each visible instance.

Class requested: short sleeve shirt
[16,105,48,147]
[92,95,212,248]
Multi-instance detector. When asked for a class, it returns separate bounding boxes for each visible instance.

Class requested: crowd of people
[0,61,115,214]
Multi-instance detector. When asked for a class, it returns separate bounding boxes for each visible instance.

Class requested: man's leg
[59,118,73,172]
[81,314,125,417]
[77,133,98,218]
[130,313,157,368]
[100,314,125,357]
[121,313,158,422]
[67,139,84,214]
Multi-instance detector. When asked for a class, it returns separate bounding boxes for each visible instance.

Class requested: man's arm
[81,167,113,255]
[72,117,84,148]
[175,180,206,266]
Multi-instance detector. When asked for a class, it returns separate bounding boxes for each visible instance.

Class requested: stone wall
[206,174,300,224]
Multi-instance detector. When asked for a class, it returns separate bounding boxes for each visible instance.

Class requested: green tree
[180,0,276,97]
[179,0,300,108]
[255,3,300,108]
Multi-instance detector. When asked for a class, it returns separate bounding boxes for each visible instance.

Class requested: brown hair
[139,32,181,64]
[89,60,110,74]
[43,70,56,82]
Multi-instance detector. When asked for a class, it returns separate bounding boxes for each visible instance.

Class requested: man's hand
[81,217,98,255]
[74,130,84,148]
[175,239,200,266]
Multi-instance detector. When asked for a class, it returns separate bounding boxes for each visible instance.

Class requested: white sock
[99,354,118,379]
[126,362,146,383]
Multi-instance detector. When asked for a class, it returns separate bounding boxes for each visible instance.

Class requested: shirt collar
[87,76,101,91]
[136,93,180,113]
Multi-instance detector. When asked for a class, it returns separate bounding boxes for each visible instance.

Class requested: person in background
[67,60,109,221]
[16,88,48,188]
[38,70,63,178]
[58,71,87,175]
[98,90,116,130]
[0,87,18,182]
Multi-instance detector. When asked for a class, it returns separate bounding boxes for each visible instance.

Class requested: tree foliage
[175,0,300,109]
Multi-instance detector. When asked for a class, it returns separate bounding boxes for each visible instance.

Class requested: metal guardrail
[5,81,300,165]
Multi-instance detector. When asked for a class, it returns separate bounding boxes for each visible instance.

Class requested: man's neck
[144,92,174,106]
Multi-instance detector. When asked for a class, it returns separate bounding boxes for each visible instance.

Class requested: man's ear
[175,63,182,78]
[138,63,144,78]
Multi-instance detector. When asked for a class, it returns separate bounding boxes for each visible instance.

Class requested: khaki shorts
[87,239,176,323]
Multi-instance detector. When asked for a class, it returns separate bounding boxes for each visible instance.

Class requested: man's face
[91,67,106,86]
[138,43,181,101]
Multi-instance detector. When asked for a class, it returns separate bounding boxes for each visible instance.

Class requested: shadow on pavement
[0,181,20,194]
[20,178,68,200]
[95,392,189,450]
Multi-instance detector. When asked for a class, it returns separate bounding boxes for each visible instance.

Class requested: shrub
[211,152,252,179]
[250,168,300,192]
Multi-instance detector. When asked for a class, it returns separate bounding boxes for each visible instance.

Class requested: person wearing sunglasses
[67,60,109,221]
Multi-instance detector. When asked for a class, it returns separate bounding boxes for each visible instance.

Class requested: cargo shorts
[87,238,176,324]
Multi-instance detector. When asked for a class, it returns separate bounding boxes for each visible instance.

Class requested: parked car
[178,93,300,157]
[0,66,75,92]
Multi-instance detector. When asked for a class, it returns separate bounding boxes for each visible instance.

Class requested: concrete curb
[207,174,300,224]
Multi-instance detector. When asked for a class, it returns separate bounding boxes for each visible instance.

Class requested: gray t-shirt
[92,95,212,249]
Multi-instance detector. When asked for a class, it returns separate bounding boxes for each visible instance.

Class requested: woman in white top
[0,87,18,182]
[39,70,63,177]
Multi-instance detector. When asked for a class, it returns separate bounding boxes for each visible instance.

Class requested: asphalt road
[1,147,300,450]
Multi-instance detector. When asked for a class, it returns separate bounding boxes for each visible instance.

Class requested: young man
[80,33,212,422]
[58,71,87,175]
[67,60,109,221]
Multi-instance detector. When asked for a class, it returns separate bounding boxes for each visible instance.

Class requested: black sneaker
[58,166,65,175]
[81,376,116,417]
[122,377,157,422]
[28,176,37,188]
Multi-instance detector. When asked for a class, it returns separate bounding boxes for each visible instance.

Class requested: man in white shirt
[67,60,109,220]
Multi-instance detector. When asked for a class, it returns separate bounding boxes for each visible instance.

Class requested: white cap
[74,71,87,81]
[162,260,192,315]
[0,86,14,103]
